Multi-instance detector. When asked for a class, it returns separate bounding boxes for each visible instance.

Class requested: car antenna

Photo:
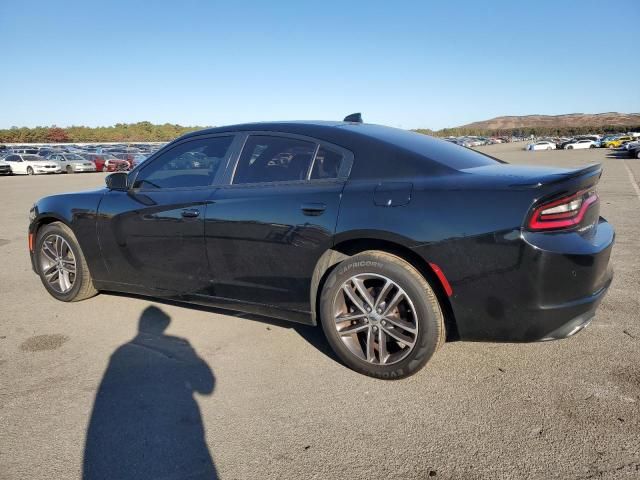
[343,113,363,123]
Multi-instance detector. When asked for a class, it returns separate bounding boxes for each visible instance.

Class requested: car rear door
[96,134,241,294]
[204,132,353,314]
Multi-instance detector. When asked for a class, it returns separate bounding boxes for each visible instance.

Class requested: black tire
[319,251,445,379]
[27,167,34,175]
[66,165,73,174]
[35,222,98,302]
[568,146,573,150]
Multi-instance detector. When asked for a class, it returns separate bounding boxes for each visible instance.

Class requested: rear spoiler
[514,163,602,189]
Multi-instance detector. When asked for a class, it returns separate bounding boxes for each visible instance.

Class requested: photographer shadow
[83,306,217,479]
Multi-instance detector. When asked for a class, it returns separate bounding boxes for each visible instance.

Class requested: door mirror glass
[106,172,129,191]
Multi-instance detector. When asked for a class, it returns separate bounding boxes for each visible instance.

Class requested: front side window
[233,135,316,184]
[133,136,234,189]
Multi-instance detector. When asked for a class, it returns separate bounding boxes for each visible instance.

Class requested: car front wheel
[35,222,97,302]
[319,251,445,379]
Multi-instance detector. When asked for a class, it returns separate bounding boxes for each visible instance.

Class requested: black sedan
[28,116,614,379]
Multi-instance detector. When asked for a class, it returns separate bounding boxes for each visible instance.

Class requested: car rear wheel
[319,251,445,379]
[27,167,34,175]
[568,146,573,149]
[35,222,97,302]
[66,165,73,174]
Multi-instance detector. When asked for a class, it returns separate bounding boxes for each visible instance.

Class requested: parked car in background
[557,138,576,149]
[11,147,40,154]
[111,152,135,168]
[526,141,556,151]
[4,154,61,175]
[627,145,640,159]
[564,139,596,150]
[0,158,12,175]
[602,136,633,148]
[80,153,130,172]
[46,153,97,173]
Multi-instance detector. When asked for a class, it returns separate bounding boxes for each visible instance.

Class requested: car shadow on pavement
[103,292,342,366]
[83,306,218,480]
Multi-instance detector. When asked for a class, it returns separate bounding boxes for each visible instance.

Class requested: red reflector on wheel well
[428,262,453,297]
[28,233,34,252]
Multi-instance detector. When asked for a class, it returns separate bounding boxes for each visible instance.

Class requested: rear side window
[133,136,234,189]
[310,147,342,180]
[233,135,316,184]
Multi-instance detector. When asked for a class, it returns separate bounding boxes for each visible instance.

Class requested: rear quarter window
[356,125,502,170]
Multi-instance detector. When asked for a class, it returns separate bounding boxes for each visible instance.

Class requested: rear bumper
[413,217,615,343]
[520,274,611,341]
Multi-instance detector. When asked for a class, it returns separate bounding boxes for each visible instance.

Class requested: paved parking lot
[1,143,639,479]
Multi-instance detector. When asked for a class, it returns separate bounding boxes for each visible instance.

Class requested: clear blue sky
[1,0,639,130]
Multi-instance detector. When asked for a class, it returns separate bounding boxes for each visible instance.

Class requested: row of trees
[2,122,639,144]
[0,122,207,143]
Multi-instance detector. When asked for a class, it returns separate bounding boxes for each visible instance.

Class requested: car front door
[96,134,240,294]
[204,133,353,314]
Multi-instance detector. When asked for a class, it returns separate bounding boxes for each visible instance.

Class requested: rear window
[353,125,501,170]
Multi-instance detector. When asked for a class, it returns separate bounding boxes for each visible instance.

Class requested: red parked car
[81,153,130,172]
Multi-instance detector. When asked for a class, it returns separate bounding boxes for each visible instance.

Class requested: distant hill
[457,112,640,131]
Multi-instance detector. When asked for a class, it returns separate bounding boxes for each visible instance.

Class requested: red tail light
[528,189,599,231]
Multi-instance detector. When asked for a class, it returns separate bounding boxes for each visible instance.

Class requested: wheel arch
[31,214,72,239]
[310,237,459,340]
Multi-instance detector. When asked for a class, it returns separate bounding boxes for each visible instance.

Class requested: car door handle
[301,203,326,216]
[181,208,200,218]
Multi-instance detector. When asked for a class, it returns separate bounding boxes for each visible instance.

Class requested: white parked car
[47,153,97,173]
[564,139,596,150]
[3,154,61,175]
[526,141,556,151]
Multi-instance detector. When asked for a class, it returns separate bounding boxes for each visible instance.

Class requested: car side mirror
[105,172,129,191]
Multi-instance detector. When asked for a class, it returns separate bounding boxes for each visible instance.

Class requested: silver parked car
[47,153,97,173]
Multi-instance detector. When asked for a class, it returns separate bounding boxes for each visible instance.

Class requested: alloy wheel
[39,234,77,293]
[333,273,418,365]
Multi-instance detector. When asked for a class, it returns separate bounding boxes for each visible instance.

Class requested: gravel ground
[0,143,638,480]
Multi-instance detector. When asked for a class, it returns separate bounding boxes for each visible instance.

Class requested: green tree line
[0,122,207,143]
[1,121,639,144]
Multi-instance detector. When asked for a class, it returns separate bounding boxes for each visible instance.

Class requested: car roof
[180,120,453,156]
